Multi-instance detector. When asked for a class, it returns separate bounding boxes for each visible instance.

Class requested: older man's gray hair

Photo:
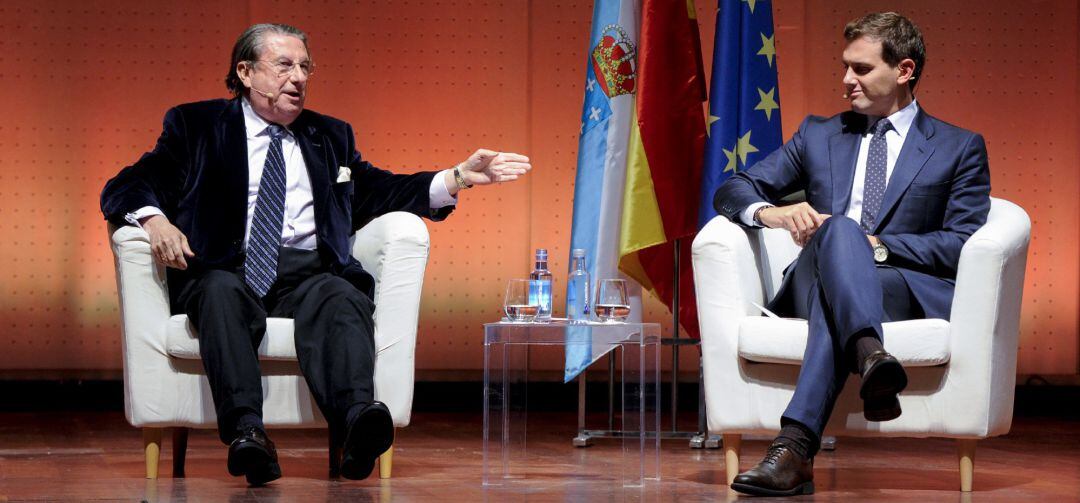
[225,23,309,97]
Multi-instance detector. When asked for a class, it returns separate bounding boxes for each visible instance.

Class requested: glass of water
[504,279,540,322]
[595,279,630,323]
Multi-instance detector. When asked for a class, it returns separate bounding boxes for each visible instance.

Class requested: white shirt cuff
[125,206,165,229]
[428,169,458,208]
[741,202,773,227]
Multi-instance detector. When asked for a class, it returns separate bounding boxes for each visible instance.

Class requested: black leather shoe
[731,442,814,496]
[227,427,282,486]
[340,401,394,480]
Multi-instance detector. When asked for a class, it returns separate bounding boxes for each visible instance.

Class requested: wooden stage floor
[0,411,1076,502]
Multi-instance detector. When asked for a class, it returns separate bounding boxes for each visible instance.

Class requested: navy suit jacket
[713,108,991,319]
[101,98,452,307]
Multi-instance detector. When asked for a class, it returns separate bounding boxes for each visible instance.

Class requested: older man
[714,12,990,496]
[101,23,530,485]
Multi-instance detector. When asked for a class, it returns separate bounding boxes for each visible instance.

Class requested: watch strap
[752,205,773,227]
[453,165,473,189]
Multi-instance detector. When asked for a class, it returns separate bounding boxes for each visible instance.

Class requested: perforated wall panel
[0,1,1075,376]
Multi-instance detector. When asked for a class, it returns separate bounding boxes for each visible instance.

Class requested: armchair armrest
[945,198,1031,436]
[350,212,431,425]
[692,216,771,429]
[109,224,173,426]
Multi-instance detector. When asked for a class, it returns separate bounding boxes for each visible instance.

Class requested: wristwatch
[752,205,774,227]
[453,165,473,189]
[872,242,889,263]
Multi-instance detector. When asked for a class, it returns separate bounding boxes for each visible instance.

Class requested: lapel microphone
[252,87,275,99]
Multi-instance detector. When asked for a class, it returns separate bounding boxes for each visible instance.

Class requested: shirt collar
[868,99,918,139]
[241,97,292,140]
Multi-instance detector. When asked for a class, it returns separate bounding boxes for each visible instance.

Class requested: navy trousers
[767,217,923,437]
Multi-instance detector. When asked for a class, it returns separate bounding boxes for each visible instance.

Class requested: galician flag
[699,0,783,227]
[566,0,643,382]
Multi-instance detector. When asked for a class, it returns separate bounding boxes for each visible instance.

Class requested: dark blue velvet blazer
[101,98,452,306]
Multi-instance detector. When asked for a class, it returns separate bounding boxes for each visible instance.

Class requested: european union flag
[698,0,783,227]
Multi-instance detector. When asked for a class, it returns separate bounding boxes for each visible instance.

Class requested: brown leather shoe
[859,350,907,422]
[859,350,907,399]
[731,442,814,496]
[864,394,902,421]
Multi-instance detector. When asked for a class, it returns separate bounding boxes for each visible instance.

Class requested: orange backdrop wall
[1,0,1077,377]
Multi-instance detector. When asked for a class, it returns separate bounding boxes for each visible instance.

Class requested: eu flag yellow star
[722,130,760,173]
[755,87,779,121]
[707,114,720,137]
[757,33,776,67]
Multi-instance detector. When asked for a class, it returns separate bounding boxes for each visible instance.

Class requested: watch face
[874,245,888,263]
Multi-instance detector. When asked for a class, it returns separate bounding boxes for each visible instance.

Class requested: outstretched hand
[457,149,532,186]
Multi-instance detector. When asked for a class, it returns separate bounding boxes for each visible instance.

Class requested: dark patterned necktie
[859,118,893,233]
[244,124,288,298]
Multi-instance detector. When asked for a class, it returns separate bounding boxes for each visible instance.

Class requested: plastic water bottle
[566,249,590,322]
[529,248,553,321]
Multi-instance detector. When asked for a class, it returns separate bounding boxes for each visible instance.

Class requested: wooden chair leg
[958,439,976,492]
[143,428,163,479]
[723,434,742,485]
[172,427,189,478]
[378,444,393,479]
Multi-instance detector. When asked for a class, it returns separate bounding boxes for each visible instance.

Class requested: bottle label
[529,279,552,319]
[566,275,590,321]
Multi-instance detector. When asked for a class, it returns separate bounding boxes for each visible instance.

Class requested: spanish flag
[619,0,707,338]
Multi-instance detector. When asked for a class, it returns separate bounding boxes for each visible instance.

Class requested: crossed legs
[731,217,921,496]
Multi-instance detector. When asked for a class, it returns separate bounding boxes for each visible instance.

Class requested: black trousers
[178,247,376,444]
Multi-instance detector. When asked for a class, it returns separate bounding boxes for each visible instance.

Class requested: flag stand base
[572,237,726,449]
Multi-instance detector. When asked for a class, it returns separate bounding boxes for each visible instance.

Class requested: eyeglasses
[253,59,316,78]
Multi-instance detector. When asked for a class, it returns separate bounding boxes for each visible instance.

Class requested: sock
[234,410,264,434]
[775,419,820,459]
[850,332,885,374]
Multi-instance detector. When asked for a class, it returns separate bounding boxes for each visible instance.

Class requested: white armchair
[109,212,430,479]
[692,197,1030,492]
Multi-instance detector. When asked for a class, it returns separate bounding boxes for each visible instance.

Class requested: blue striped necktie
[859,118,893,233]
[244,124,288,298]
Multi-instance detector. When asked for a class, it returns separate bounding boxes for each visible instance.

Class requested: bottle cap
[572,249,585,258]
[536,248,548,260]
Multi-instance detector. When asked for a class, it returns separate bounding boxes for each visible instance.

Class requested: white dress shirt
[126,98,458,248]
[739,100,920,227]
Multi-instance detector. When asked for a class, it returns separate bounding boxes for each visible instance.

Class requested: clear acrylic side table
[482,320,661,487]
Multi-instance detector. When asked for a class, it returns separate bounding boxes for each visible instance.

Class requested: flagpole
[671,238,680,433]
[674,236,717,448]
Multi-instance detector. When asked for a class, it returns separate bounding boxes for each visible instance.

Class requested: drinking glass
[594,279,630,322]
[503,279,540,322]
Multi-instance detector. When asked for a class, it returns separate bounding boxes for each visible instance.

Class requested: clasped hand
[757,202,830,247]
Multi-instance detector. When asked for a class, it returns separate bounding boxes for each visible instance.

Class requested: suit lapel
[828,113,864,215]
[871,109,936,234]
[293,114,332,231]
[218,99,250,236]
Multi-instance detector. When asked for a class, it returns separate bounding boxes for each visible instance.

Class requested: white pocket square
[336,166,351,183]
